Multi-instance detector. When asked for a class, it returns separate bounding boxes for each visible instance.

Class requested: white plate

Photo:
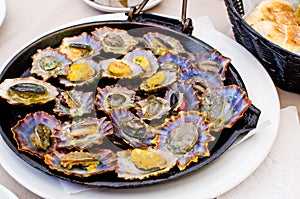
[0,0,6,27]
[0,13,280,199]
[0,185,18,199]
[83,0,162,13]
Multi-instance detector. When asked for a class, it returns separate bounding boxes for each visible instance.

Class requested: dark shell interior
[0,17,260,188]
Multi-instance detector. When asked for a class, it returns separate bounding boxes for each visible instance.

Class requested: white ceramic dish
[83,0,162,13]
[0,184,18,199]
[0,13,280,199]
[0,0,6,27]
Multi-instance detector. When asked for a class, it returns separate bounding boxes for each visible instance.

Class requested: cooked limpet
[0,77,58,105]
[31,47,72,81]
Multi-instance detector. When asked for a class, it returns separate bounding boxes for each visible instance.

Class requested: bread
[245,0,300,53]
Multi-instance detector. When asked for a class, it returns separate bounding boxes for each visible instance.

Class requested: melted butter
[69,123,100,137]
[69,47,90,58]
[67,62,95,82]
[130,149,167,170]
[145,71,165,89]
[133,56,151,73]
[60,151,99,171]
[107,61,132,76]
[8,90,49,103]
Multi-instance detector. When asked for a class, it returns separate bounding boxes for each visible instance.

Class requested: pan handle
[181,0,192,34]
[127,0,193,35]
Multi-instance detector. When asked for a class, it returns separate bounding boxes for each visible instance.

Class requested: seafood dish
[0,22,259,188]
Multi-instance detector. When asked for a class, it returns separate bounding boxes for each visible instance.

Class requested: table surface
[0,0,299,198]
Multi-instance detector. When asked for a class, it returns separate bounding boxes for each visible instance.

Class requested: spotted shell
[179,67,224,94]
[165,81,201,113]
[111,109,157,148]
[51,117,113,150]
[123,48,159,78]
[189,49,231,80]
[92,26,138,54]
[200,85,252,132]
[44,149,117,178]
[59,59,101,87]
[0,77,58,105]
[53,89,94,118]
[143,32,185,56]
[58,32,102,61]
[95,84,136,113]
[154,111,215,171]
[100,58,143,79]
[136,95,171,121]
[116,148,177,180]
[11,111,61,159]
[31,47,72,81]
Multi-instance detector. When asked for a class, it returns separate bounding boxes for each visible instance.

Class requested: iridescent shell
[91,26,138,54]
[158,52,192,72]
[165,81,201,113]
[116,148,177,180]
[143,32,185,56]
[200,85,252,132]
[0,77,58,105]
[59,59,101,87]
[44,149,117,178]
[53,89,94,118]
[95,84,135,113]
[123,48,159,78]
[154,111,215,171]
[179,67,224,94]
[111,109,157,148]
[189,49,231,80]
[31,47,72,81]
[136,95,171,121]
[11,111,61,159]
[100,58,143,79]
[52,117,113,150]
[139,70,177,92]
[58,32,102,61]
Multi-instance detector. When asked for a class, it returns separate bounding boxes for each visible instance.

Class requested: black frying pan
[0,1,260,188]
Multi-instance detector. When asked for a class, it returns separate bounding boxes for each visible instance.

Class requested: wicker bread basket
[224,0,300,94]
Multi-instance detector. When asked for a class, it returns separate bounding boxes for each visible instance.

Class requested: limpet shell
[200,85,252,132]
[53,89,94,118]
[189,49,231,80]
[143,32,185,55]
[154,111,215,171]
[31,47,72,81]
[165,81,201,112]
[11,111,61,159]
[59,59,101,87]
[116,148,177,180]
[100,58,143,79]
[111,109,157,148]
[95,84,136,113]
[92,26,138,54]
[179,66,224,94]
[0,77,58,105]
[52,117,113,150]
[44,149,117,178]
[136,95,171,121]
[123,48,159,78]
[58,32,102,61]
[158,52,192,71]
